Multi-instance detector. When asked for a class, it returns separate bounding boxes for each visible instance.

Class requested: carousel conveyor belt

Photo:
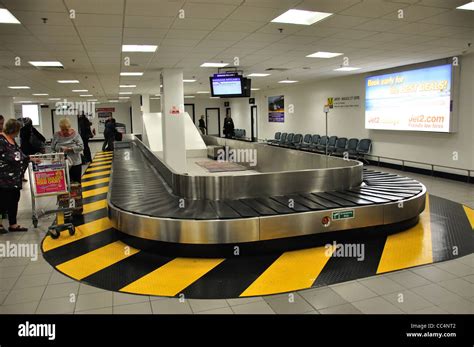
[107,142,426,244]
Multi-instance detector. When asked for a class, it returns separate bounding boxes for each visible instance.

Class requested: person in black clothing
[223,114,235,138]
[198,115,206,135]
[103,117,116,151]
[0,119,30,234]
[19,117,46,155]
[78,112,94,163]
[0,115,4,133]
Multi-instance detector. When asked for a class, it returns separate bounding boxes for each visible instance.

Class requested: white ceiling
[0,0,473,103]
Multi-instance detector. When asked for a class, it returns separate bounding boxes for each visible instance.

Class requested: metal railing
[366,154,473,183]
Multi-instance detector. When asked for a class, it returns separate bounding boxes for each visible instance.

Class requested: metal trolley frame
[28,153,76,239]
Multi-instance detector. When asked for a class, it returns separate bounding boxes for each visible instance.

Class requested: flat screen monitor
[365,63,453,132]
[210,76,243,97]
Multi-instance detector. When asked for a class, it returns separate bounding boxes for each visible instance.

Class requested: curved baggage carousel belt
[40,151,474,299]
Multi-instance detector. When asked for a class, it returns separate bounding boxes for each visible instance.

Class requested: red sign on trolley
[34,169,67,195]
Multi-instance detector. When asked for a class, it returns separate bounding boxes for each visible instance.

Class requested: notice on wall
[268,95,284,122]
[327,96,360,108]
[96,107,115,133]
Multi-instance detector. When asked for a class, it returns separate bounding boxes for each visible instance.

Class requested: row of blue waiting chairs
[267,132,372,160]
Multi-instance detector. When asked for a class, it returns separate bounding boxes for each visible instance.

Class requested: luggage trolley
[28,153,75,239]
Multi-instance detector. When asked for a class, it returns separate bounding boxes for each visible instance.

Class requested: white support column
[0,97,14,119]
[161,69,187,173]
[130,95,143,135]
[141,94,150,114]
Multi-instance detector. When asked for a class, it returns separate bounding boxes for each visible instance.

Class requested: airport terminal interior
[0,0,473,317]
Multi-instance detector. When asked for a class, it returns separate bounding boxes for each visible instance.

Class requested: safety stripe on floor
[81,177,110,188]
[89,160,112,167]
[85,165,112,172]
[41,160,474,299]
[82,171,111,180]
[377,195,433,274]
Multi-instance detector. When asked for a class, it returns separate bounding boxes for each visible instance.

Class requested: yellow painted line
[92,158,112,163]
[86,165,111,172]
[463,205,474,229]
[240,245,335,297]
[120,258,224,296]
[82,170,111,179]
[83,199,108,214]
[42,217,112,252]
[96,151,112,155]
[81,177,109,188]
[377,194,432,274]
[82,186,109,198]
[57,241,139,280]
[89,160,112,166]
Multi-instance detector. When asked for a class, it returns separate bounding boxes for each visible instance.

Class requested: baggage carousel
[107,136,426,249]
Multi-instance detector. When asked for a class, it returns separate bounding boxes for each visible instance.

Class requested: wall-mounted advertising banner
[365,64,452,132]
[327,96,360,108]
[96,107,115,133]
[268,95,284,122]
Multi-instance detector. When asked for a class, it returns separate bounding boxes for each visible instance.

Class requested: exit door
[205,108,220,136]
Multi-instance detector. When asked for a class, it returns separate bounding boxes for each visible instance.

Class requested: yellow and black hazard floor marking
[41,153,474,299]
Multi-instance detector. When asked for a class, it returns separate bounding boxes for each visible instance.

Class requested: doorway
[205,108,220,136]
[251,105,258,142]
[184,103,195,124]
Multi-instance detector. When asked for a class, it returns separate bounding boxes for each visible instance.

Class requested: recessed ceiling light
[20,101,33,103]
[200,62,228,68]
[87,99,98,102]
[183,79,196,83]
[120,84,136,88]
[196,91,210,94]
[29,61,63,67]
[108,100,118,103]
[8,86,30,89]
[119,97,130,99]
[306,51,343,58]
[457,2,474,10]
[184,95,195,98]
[334,67,360,71]
[278,80,298,84]
[0,9,20,24]
[58,80,79,84]
[120,72,143,76]
[251,88,260,91]
[80,94,93,97]
[49,98,61,101]
[247,73,270,77]
[72,89,88,92]
[210,97,220,99]
[119,92,132,95]
[33,93,48,96]
[271,9,332,25]
[122,45,158,52]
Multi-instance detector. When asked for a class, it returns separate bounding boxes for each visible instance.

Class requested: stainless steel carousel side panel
[382,187,426,224]
[108,204,261,243]
[258,205,385,241]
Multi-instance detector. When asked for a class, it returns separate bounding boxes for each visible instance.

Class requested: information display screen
[365,64,452,132]
[210,77,243,96]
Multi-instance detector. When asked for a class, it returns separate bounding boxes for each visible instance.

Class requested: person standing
[223,114,235,138]
[103,117,116,151]
[78,112,93,163]
[19,117,46,155]
[198,115,206,135]
[0,119,30,233]
[51,118,84,183]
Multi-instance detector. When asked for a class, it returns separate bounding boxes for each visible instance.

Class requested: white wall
[256,53,474,172]
[0,97,14,119]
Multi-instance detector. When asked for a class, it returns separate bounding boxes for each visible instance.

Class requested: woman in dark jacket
[103,118,116,151]
[20,117,46,155]
[0,119,30,233]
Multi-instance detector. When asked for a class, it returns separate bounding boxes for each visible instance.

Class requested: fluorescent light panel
[119,92,132,95]
[80,94,93,97]
[271,9,332,25]
[306,51,343,58]
[200,62,228,67]
[278,80,298,83]
[72,89,88,92]
[87,99,98,102]
[29,61,63,67]
[183,79,196,82]
[0,9,20,24]
[251,88,260,91]
[120,84,136,88]
[58,80,79,83]
[248,73,270,77]
[196,91,210,94]
[8,86,30,89]
[49,98,61,100]
[120,72,143,76]
[184,96,195,98]
[33,93,48,96]
[457,2,474,10]
[119,97,130,99]
[334,67,360,71]
[122,45,158,52]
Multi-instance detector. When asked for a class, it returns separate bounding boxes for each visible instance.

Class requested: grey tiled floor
[1,155,473,314]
